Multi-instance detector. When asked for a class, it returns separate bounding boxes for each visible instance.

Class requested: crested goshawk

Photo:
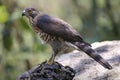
[22,8,112,69]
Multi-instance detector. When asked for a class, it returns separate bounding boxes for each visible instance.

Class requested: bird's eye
[28,9,32,13]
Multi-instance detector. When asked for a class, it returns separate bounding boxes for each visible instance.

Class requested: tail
[74,42,112,70]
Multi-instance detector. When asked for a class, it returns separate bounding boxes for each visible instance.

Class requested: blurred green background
[0,0,120,80]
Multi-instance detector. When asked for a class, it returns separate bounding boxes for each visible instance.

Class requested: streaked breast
[38,31,56,43]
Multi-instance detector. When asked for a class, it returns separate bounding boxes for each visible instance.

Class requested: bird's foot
[47,58,55,65]
[47,54,55,64]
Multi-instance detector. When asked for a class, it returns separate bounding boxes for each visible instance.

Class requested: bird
[22,8,112,69]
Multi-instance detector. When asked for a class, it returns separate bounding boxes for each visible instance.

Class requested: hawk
[22,8,112,69]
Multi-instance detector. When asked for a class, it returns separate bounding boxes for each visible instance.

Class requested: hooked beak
[22,10,26,16]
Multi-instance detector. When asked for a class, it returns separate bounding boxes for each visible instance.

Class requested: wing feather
[36,14,83,42]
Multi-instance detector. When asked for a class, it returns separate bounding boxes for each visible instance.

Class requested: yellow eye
[28,10,32,13]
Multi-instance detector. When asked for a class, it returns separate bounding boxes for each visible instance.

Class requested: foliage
[0,5,9,23]
[0,0,120,80]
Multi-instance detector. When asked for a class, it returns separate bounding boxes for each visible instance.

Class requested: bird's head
[22,8,39,18]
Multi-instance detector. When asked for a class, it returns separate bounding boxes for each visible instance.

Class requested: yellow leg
[47,53,55,64]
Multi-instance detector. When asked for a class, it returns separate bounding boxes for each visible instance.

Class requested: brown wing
[36,14,83,42]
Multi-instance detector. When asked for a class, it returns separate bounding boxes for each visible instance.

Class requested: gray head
[22,8,39,18]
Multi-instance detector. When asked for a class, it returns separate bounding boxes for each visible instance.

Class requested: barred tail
[74,42,112,70]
